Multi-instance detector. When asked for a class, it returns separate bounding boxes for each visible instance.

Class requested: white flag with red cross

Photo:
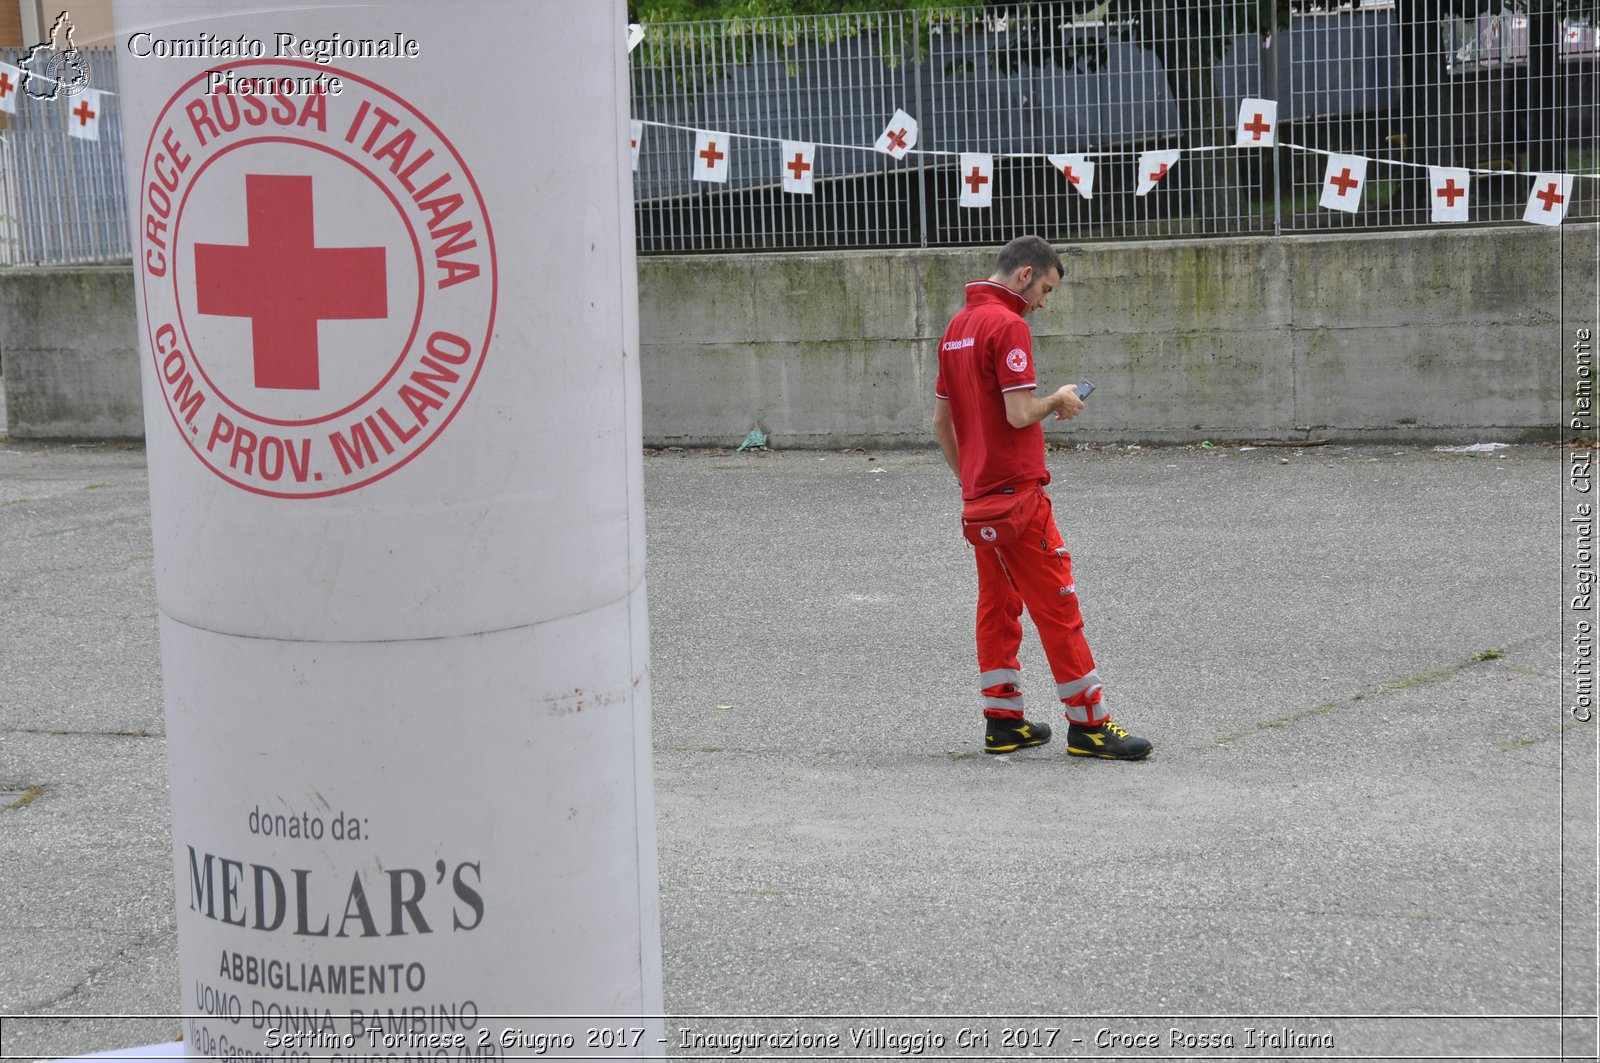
[780,140,816,195]
[0,62,20,115]
[874,109,918,160]
[1135,149,1181,196]
[1428,166,1471,223]
[1235,98,1278,147]
[1047,153,1095,200]
[630,120,643,172]
[1319,153,1367,212]
[958,153,994,208]
[693,130,730,183]
[66,88,103,140]
[1523,173,1572,226]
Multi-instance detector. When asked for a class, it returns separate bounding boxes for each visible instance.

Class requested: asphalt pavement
[0,434,1594,1062]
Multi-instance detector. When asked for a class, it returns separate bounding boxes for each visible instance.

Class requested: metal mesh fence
[0,46,129,266]
[1282,3,1598,231]
[0,8,1594,266]
[628,0,1599,252]
[630,10,925,251]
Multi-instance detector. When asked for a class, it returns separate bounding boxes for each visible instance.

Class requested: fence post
[62,105,86,260]
[0,136,13,267]
[912,9,929,248]
[1273,21,1284,237]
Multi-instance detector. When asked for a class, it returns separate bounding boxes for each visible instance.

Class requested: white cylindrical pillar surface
[113,0,661,1054]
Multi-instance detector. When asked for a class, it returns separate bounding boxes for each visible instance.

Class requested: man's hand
[1052,384,1085,420]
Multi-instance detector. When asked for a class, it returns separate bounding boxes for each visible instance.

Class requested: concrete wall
[640,226,1592,447]
[2,226,1591,444]
[0,266,143,440]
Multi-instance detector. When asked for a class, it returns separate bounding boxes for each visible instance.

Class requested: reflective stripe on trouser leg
[1057,670,1107,725]
[974,546,1026,718]
[991,490,1107,726]
[982,694,1025,716]
[981,669,1025,717]
[980,668,1023,688]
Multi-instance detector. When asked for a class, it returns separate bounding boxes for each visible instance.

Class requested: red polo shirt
[935,280,1050,500]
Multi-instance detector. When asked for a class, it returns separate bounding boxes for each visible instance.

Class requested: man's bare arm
[932,398,960,476]
[1002,384,1083,429]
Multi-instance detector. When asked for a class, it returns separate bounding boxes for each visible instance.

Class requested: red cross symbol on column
[1329,167,1359,196]
[194,174,388,391]
[885,128,908,152]
[964,166,989,194]
[1243,113,1272,140]
[1435,179,1465,206]
[1535,181,1565,211]
[698,140,724,169]
[0,71,14,100]
[1148,162,1170,183]
[72,98,96,126]
[786,153,811,181]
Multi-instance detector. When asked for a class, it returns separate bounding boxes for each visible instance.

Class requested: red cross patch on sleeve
[995,332,1036,394]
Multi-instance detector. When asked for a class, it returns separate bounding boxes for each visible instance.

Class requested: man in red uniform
[933,235,1152,760]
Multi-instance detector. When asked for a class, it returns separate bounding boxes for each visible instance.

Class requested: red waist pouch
[961,487,1038,547]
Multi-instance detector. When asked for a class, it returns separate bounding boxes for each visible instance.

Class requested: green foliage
[631,0,979,21]
[634,0,1600,30]
[630,1,982,104]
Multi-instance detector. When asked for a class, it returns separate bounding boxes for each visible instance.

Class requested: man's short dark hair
[995,235,1064,280]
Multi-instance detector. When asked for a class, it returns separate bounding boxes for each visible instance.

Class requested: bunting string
[635,118,1599,180]
[635,100,1596,227]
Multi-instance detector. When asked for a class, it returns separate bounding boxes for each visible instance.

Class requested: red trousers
[972,486,1109,726]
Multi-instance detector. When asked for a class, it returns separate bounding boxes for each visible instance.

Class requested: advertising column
[114,1,663,1056]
